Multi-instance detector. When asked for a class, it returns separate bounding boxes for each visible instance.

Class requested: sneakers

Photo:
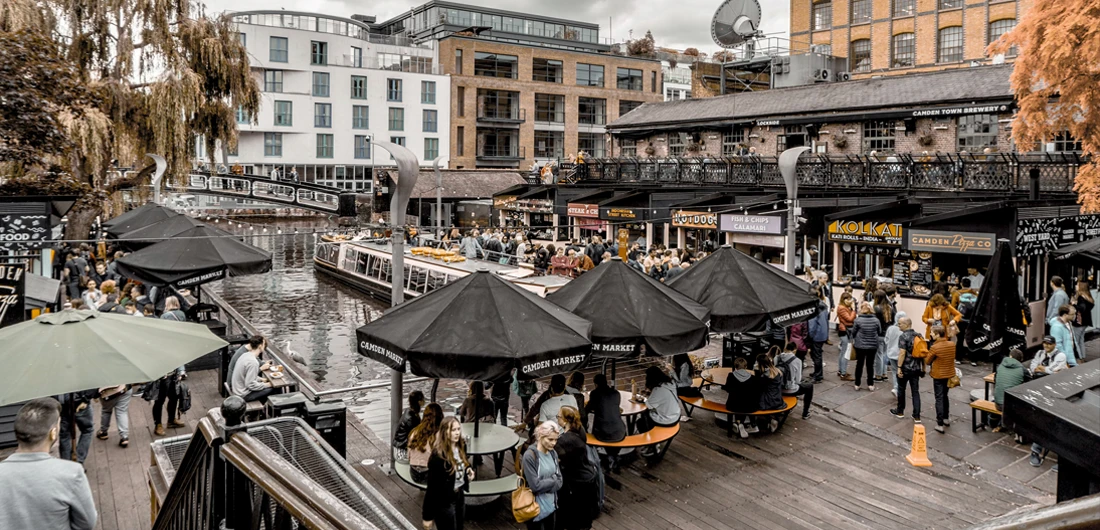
[737,422,749,438]
[119,437,129,448]
[768,418,779,433]
[943,419,951,427]
[1029,452,1044,467]
[889,408,905,418]
[680,415,691,422]
[839,374,854,381]
[955,360,961,365]
[154,424,166,436]
[745,424,760,434]
[801,411,812,420]
[96,431,109,441]
[891,389,898,397]
[914,418,922,424]
[868,385,876,392]
[935,425,945,434]
[854,385,861,391]
[970,361,978,367]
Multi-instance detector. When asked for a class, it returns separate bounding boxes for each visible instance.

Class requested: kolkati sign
[672,210,718,229]
[719,213,784,235]
[908,229,996,256]
[567,203,599,218]
[827,220,904,246]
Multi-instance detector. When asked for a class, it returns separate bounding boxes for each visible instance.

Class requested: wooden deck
[2,367,1040,530]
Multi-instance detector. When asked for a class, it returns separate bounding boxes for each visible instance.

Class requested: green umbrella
[0,309,228,405]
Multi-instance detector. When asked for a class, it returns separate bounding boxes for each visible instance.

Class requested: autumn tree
[989,0,1100,210]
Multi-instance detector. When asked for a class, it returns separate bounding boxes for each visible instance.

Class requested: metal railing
[477,145,526,159]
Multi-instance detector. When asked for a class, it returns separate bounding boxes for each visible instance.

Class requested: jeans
[243,387,276,402]
[493,396,509,425]
[854,348,877,387]
[99,389,132,439]
[875,337,887,377]
[895,374,921,419]
[933,378,951,426]
[1072,326,1087,360]
[784,383,814,418]
[60,405,94,463]
[837,331,850,375]
[810,341,825,381]
[888,359,899,393]
[433,490,466,530]
[525,511,556,530]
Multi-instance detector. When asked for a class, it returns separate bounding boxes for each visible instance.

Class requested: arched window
[851,39,872,72]
[938,26,963,62]
[989,19,1018,57]
[813,1,833,30]
[892,33,915,67]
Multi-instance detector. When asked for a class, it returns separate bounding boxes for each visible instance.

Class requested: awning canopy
[1052,237,1100,267]
[24,273,60,310]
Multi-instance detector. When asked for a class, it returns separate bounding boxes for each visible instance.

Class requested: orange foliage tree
[990,0,1100,210]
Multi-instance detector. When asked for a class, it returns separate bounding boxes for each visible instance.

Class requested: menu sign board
[567,203,599,218]
[908,230,996,256]
[0,263,26,329]
[1016,215,1100,256]
[672,210,718,230]
[827,220,904,246]
[600,207,643,221]
[0,202,51,251]
[719,214,784,235]
[493,195,517,209]
[892,259,910,288]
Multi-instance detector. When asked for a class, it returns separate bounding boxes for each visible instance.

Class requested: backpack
[958,293,977,321]
[901,333,929,377]
[909,334,930,360]
[775,353,796,388]
[175,379,192,414]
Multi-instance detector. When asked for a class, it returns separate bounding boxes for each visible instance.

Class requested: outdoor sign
[909,104,1011,118]
[492,195,517,209]
[600,207,643,221]
[592,343,642,356]
[174,268,226,287]
[0,202,51,251]
[567,203,599,218]
[908,229,996,256]
[511,199,553,214]
[1016,215,1100,256]
[827,220,904,246]
[0,263,27,329]
[719,213,785,235]
[672,210,718,230]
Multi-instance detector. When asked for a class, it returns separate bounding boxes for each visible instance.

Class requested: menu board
[892,260,910,289]
[909,258,935,296]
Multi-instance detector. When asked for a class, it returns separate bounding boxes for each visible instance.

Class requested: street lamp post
[432,156,446,237]
[778,147,811,275]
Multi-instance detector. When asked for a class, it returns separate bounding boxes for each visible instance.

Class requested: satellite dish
[711,0,763,48]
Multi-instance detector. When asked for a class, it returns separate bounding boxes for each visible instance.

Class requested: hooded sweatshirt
[993,357,1025,407]
[778,352,802,394]
[884,311,907,361]
[723,369,759,413]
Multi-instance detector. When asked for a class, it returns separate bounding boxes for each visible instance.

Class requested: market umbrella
[356,269,592,382]
[667,245,819,333]
[115,224,272,288]
[103,203,179,237]
[0,310,228,405]
[964,240,1028,365]
[545,257,710,358]
[1052,236,1100,268]
[116,214,206,250]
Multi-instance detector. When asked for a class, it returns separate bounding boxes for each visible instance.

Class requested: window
[421,81,436,104]
[310,41,328,65]
[938,27,963,62]
[535,94,565,123]
[388,108,404,131]
[957,114,998,150]
[423,110,438,132]
[533,58,563,83]
[813,1,832,30]
[264,132,282,156]
[668,133,688,157]
[989,19,1018,57]
[619,100,643,117]
[478,89,520,120]
[938,0,961,9]
[456,86,465,117]
[815,44,832,56]
[722,129,745,155]
[474,52,518,78]
[351,76,367,99]
[312,72,330,97]
[352,105,369,129]
[264,70,283,92]
[620,138,637,157]
[577,63,604,87]
[534,131,564,158]
[851,39,872,72]
[314,103,331,127]
[348,46,362,67]
[424,138,439,160]
[850,0,871,24]
[652,71,657,93]
[236,106,249,124]
[238,33,246,47]
[387,79,402,101]
[454,49,462,75]
[316,134,333,158]
[1051,133,1082,153]
[863,120,895,152]
[578,133,606,158]
[274,101,292,126]
[354,135,371,159]
[616,68,643,91]
[892,33,915,67]
[390,136,405,146]
[270,37,288,62]
[578,97,606,125]
[457,126,464,156]
[892,0,914,17]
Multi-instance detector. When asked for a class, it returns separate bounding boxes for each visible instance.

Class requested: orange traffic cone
[906,424,932,467]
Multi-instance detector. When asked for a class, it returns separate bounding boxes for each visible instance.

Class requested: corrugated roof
[609,65,1014,130]
[384,170,528,199]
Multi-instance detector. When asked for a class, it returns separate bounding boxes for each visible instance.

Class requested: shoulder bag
[947,367,962,389]
[512,452,540,523]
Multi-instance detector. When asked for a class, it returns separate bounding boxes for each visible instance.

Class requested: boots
[154,424,165,436]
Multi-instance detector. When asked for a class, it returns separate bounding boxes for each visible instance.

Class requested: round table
[701,367,732,386]
[461,422,520,478]
[585,390,648,434]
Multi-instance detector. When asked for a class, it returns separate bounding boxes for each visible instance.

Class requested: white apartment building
[221,11,450,191]
[662,62,692,101]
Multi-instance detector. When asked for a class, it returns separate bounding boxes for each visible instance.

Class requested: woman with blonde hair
[407,403,443,483]
[922,294,961,340]
[850,302,882,391]
[521,421,563,530]
[422,416,473,530]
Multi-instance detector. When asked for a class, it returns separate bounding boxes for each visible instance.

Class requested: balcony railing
[477,145,526,159]
[552,153,1084,193]
[477,107,526,124]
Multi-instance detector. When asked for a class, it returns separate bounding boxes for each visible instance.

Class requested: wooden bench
[983,373,996,400]
[970,399,1001,432]
[679,395,798,437]
[393,462,520,497]
[223,383,265,420]
[586,423,680,462]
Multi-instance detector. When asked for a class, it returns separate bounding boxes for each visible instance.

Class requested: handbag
[847,344,856,361]
[511,453,541,524]
[947,367,962,389]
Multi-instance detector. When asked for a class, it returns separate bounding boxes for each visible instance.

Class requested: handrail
[966,492,1100,530]
[151,417,221,530]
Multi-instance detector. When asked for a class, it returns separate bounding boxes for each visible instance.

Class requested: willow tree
[2,0,259,238]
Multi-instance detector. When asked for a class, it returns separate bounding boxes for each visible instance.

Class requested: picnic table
[701,367,732,386]
[586,389,647,434]
[261,364,294,392]
[462,422,520,477]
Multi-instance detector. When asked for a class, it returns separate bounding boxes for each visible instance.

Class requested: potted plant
[834,136,849,149]
[918,134,934,147]
[644,145,656,156]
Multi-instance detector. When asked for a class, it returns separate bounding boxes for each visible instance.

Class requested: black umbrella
[667,246,819,333]
[1052,237,1100,268]
[356,269,592,382]
[546,257,710,358]
[116,215,206,250]
[965,240,1028,365]
[115,224,272,288]
[102,203,178,237]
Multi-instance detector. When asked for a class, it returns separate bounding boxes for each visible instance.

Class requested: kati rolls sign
[719,214,784,235]
[827,220,904,246]
[908,230,995,256]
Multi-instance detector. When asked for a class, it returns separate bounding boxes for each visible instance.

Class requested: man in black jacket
[58,390,98,465]
[585,236,606,266]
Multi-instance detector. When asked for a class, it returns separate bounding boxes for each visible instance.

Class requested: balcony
[477,145,526,160]
[477,107,526,125]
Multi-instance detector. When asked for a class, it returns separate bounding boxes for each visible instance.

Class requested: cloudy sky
[202,0,791,51]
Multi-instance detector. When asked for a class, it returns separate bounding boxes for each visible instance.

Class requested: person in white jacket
[1029,336,1068,375]
[884,312,907,396]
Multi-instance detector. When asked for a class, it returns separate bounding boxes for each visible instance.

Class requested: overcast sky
[202,0,791,52]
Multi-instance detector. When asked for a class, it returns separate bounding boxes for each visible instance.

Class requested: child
[722,357,759,438]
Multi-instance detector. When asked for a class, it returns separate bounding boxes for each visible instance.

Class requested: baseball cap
[1042,335,1056,345]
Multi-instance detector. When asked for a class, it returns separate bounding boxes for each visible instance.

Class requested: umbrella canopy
[103,203,178,237]
[546,257,710,358]
[965,240,1028,363]
[116,214,207,250]
[115,224,272,288]
[356,269,592,381]
[1052,237,1100,268]
[667,246,819,333]
[0,310,228,405]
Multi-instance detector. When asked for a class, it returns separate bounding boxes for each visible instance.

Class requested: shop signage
[0,263,26,329]
[600,207,643,221]
[730,233,785,248]
[0,202,51,251]
[909,104,1010,118]
[567,203,599,218]
[827,220,904,246]
[1017,215,1100,256]
[511,199,553,214]
[907,230,996,256]
[493,195,517,209]
[672,210,718,230]
[719,213,784,235]
[756,119,780,126]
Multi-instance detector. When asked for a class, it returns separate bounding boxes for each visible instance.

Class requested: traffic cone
[906,424,932,467]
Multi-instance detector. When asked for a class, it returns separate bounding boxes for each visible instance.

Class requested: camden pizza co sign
[0,263,26,329]
[672,210,718,229]
[827,220,904,246]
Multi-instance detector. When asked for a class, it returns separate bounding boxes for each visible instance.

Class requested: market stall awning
[103,203,179,237]
[824,199,917,222]
[1052,237,1100,267]
[115,224,272,288]
[24,273,60,310]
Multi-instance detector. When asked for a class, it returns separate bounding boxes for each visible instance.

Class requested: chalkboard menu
[911,258,935,292]
[892,260,910,289]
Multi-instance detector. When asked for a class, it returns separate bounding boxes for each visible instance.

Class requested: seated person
[671,353,703,398]
[524,374,566,428]
[458,381,495,423]
[392,391,425,462]
[637,366,680,434]
[992,349,1025,432]
[538,375,576,424]
[755,353,786,432]
[230,339,274,403]
[565,371,586,413]
[777,343,814,420]
[587,373,627,472]
[722,357,759,438]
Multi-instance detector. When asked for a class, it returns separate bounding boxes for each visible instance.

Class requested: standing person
[459,230,482,259]
[587,374,626,471]
[777,344,815,420]
[521,422,563,530]
[458,381,495,423]
[873,290,893,382]
[408,403,443,483]
[922,294,961,341]
[992,349,1026,432]
[62,252,83,301]
[670,353,702,397]
[0,398,97,530]
[1049,304,1078,367]
[862,278,878,303]
[511,369,538,421]
[422,417,473,530]
[488,373,512,425]
[954,278,980,366]
[554,406,599,530]
[81,280,100,310]
[806,291,829,384]
[755,354,785,433]
[230,338,275,402]
[926,326,956,433]
[636,367,680,435]
[884,312,907,396]
[392,391,424,462]
[1045,276,1069,323]
[890,317,925,422]
[148,368,185,436]
[788,320,808,360]
[965,267,985,291]
[850,302,882,391]
[836,293,856,381]
[1073,281,1093,360]
[585,236,606,266]
[1029,338,1069,467]
[57,390,97,466]
[765,318,788,350]
[95,384,132,447]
